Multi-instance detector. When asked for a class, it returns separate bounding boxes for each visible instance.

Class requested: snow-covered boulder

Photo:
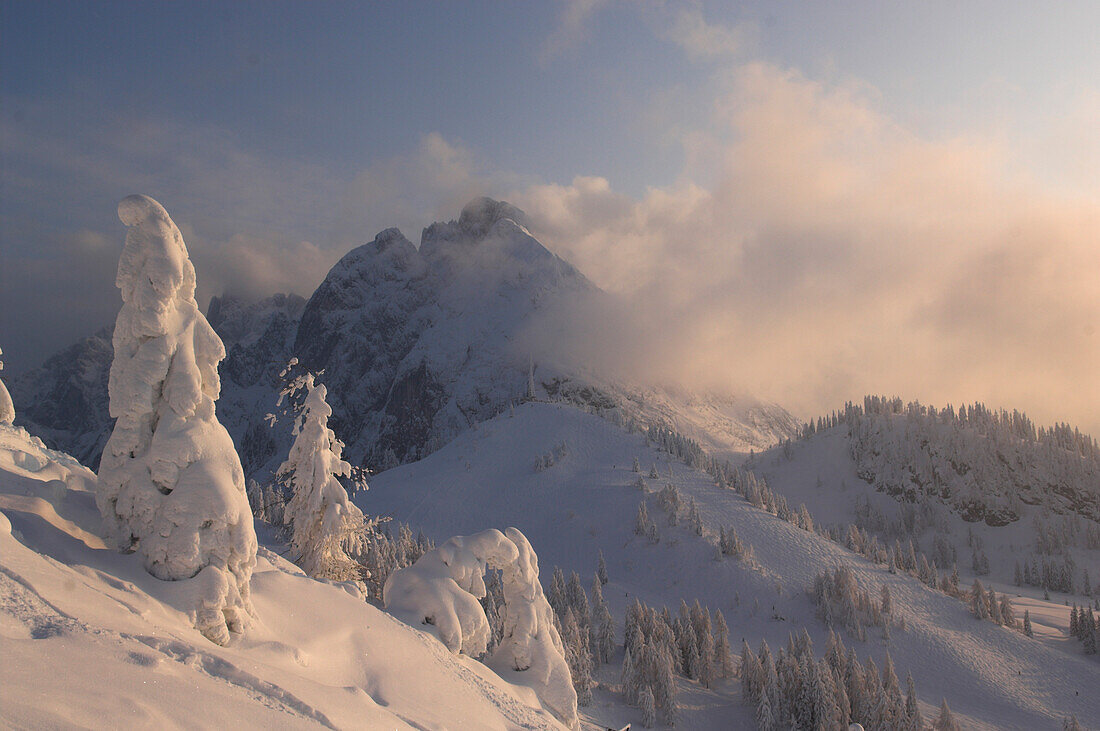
[384,527,578,728]
[97,194,257,645]
[0,346,14,425]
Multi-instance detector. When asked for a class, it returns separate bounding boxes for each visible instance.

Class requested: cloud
[0,97,499,372]
[538,0,610,64]
[510,62,1100,435]
[659,6,749,60]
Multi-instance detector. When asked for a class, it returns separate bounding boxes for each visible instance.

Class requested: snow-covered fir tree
[278,372,370,581]
[97,195,257,646]
[934,698,960,730]
[0,346,14,425]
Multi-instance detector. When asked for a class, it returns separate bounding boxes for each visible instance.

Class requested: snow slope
[748,422,1100,618]
[366,402,1100,730]
[0,423,567,730]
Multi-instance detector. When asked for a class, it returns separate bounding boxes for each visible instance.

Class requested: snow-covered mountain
[7,328,114,468]
[364,401,1100,729]
[10,198,799,482]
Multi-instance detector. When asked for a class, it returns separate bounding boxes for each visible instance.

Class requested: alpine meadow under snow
[1,194,1097,731]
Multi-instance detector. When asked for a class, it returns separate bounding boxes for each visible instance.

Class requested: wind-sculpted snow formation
[97,195,257,645]
[384,527,578,728]
[0,346,14,424]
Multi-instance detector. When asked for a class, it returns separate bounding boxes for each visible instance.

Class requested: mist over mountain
[9,198,799,482]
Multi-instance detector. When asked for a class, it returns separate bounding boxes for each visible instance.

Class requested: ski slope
[367,402,1100,730]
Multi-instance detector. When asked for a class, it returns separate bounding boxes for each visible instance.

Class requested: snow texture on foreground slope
[367,402,1100,730]
[97,195,257,646]
[0,423,566,729]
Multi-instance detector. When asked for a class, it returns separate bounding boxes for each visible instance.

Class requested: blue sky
[2,1,1098,431]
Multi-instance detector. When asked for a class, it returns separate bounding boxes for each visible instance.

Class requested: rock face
[9,329,115,468]
[11,198,802,483]
[293,199,594,467]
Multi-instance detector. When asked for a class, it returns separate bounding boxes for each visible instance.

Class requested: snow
[385,527,578,727]
[0,422,567,729]
[745,423,1099,634]
[97,195,257,645]
[0,346,14,425]
[367,401,1100,730]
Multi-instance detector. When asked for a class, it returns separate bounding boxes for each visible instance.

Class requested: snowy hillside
[0,422,569,729]
[749,398,1100,603]
[365,401,1100,730]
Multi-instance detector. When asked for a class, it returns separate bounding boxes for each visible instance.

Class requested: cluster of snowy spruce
[1068,603,1099,655]
[740,628,934,731]
[811,567,904,642]
[805,396,1100,526]
[544,561,615,706]
[620,598,737,727]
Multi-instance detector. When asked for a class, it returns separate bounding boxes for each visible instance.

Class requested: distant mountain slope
[12,198,798,482]
[365,401,1100,730]
[0,422,566,729]
[747,397,1100,601]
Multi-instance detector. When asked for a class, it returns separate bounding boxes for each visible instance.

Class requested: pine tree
[1023,609,1033,637]
[621,647,637,702]
[596,601,615,664]
[904,670,923,731]
[635,501,651,536]
[713,610,734,678]
[688,497,703,536]
[971,579,989,619]
[639,686,656,728]
[279,373,369,581]
[566,571,590,631]
[999,594,1015,627]
[597,549,609,585]
[934,698,960,730]
[741,640,761,702]
[562,608,594,706]
[755,683,777,731]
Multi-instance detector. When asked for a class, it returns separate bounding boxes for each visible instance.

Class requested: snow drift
[97,195,257,645]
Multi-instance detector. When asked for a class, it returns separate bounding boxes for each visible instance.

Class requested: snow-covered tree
[97,195,256,645]
[933,698,960,731]
[597,549,609,585]
[278,373,369,581]
[561,608,594,706]
[639,686,656,728]
[384,527,577,727]
[1023,609,1033,637]
[0,346,14,425]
